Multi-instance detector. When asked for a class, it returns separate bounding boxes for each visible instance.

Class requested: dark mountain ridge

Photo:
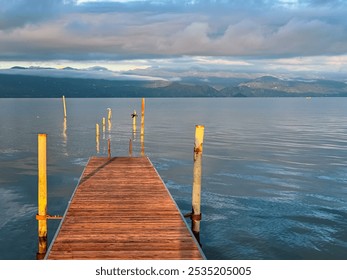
[1,73,347,98]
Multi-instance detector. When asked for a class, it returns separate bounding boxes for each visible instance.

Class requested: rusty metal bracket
[36,214,63,220]
[191,213,202,221]
[36,214,46,220]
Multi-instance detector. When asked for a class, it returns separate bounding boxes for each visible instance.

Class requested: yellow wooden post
[131,110,137,133]
[37,133,47,259]
[141,99,145,137]
[140,98,145,156]
[191,125,204,244]
[107,108,112,131]
[62,96,67,119]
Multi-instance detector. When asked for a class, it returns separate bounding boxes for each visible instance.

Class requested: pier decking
[46,156,204,260]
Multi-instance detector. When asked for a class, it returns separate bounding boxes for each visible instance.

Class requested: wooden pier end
[46,157,205,260]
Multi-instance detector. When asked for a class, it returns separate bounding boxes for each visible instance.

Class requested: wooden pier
[45,156,205,260]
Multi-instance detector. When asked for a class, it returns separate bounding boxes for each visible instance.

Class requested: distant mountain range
[1,69,347,98]
[219,76,347,97]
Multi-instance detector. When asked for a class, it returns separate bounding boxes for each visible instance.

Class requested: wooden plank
[46,157,204,260]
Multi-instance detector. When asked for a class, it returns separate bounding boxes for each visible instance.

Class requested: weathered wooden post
[141,99,145,136]
[191,125,204,244]
[141,98,145,156]
[62,96,67,119]
[107,108,112,121]
[36,134,48,259]
[107,108,112,131]
[131,110,137,133]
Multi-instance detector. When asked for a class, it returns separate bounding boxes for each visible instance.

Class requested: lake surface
[0,97,347,260]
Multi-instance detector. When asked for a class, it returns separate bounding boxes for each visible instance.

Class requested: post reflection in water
[61,118,68,156]
[96,136,100,153]
[107,112,112,154]
[140,134,145,156]
[96,123,100,153]
[132,122,137,142]
[102,117,106,140]
[108,120,112,132]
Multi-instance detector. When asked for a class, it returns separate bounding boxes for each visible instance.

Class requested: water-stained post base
[36,237,47,260]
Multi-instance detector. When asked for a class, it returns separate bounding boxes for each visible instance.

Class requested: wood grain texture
[46,157,204,260]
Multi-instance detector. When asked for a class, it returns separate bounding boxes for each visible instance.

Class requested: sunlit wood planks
[46,157,204,260]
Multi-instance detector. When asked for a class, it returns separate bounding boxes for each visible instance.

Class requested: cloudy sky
[1,0,347,81]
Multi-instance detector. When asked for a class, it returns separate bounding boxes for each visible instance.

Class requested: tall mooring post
[140,98,145,156]
[35,134,62,260]
[191,125,205,245]
[36,134,48,259]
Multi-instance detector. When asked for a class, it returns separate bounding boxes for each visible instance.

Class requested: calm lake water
[0,97,347,260]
